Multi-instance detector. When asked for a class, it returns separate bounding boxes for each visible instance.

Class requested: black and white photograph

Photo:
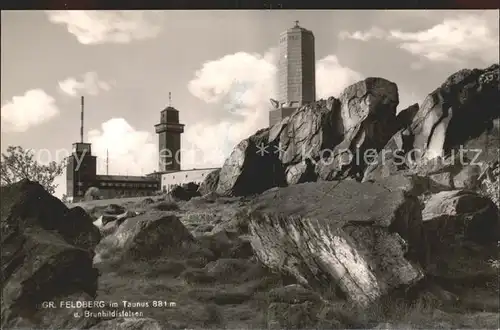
[1,7,499,330]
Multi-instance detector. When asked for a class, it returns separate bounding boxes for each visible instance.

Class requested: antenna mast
[168,92,172,106]
[106,149,109,175]
[80,96,84,143]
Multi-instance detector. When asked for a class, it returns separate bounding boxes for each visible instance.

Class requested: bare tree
[0,146,66,194]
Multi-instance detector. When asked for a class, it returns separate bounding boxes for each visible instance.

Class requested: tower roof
[286,20,312,33]
[162,106,179,112]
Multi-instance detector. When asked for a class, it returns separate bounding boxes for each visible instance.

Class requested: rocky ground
[1,64,499,329]
[89,179,499,329]
[2,178,498,329]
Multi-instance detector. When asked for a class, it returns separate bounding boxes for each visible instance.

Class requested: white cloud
[58,72,113,97]
[185,50,278,167]
[70,50,362,178]
[46,10,162,45]
[316,55,364,99]
[389,14,499,64]
[88,118,157,176]
[1,89,60,133]
[185,49,363,168]
[339,12,499,64]
[339,27,386,42]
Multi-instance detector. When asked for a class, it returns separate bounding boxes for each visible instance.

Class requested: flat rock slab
[248,175,424,307]
[252,174,422,228]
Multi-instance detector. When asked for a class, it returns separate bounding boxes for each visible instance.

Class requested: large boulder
[421,190,500,280]
[410,64,499,164]
[1,179,101,329]
[285,78,400,182]
[170,183,201,201]
[216,128,286,196]
[247,175,425,307]
[94,211,213,263]
[198,169,221,195]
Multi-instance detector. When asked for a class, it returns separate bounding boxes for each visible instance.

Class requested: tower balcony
[155,122,185,134]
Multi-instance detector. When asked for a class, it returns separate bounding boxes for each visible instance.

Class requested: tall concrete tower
[278,21,316,107]
[155,94,185,172]
[269,21,316,126]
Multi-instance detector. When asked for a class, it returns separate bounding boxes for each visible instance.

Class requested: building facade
[65,142,160,202]
[155,105,185,172]
[161,168,220,193]
[270,21,316,126]
[66,99,221,202]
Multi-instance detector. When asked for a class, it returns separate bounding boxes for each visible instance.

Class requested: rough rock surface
[420,190,500,279]
[94,211,213,263]
[216,128,286,196]
[217,78,401,196]
[198,169,221,195]
[89,317,162,329]
[395,103,420,132]
[479,160,500,208]
[248,175,425,306]
[410,64,499,163]
[365,64,499,184]
[103,203,126,215]
[315,78,400,181]
[1,180,101,329]
[170,183,201,201]
[362,129,413,182]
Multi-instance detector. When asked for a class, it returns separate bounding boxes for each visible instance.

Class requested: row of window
[280,35,300,43]
[99,182,158,188]
[170,172,205,180]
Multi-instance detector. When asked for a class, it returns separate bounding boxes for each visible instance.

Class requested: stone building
[155,104,185,172]
[153,99,221,192]
[269,21,316,126]
[65,97,222,202]
[160,167,219,193]
[65,142,160,202]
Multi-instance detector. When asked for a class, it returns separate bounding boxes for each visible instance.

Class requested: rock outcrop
[247,175,425,306]
[216,78,401,196]
[1,180,101,329]
[364,64,499,182]
[410,64,499,163]
[211,65,498,198]
[314,78,400,181]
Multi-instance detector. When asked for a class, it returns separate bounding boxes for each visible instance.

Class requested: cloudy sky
[1,10,498,197]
